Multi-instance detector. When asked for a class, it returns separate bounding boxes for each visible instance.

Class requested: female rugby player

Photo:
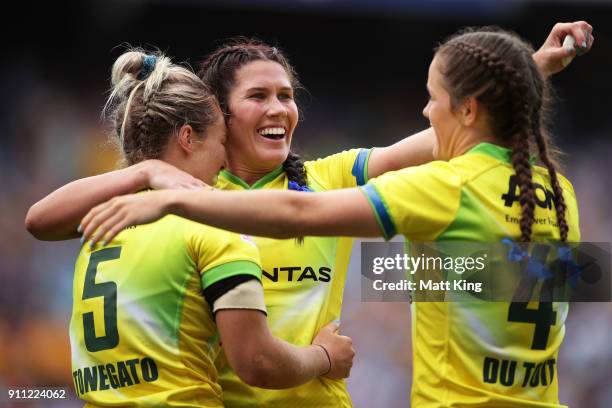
[81,27,581,407]
[27,21,591,407]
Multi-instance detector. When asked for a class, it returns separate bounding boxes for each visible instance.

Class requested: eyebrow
[245,86,293,93]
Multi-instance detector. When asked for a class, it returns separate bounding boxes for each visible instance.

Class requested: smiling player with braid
[81,27,582,406]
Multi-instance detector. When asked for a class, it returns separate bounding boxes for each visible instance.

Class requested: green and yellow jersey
[362,143,580,407]
[70,211,262,407]
[214,148,371,408]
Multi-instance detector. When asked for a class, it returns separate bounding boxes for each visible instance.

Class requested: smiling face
[225,60,299,173]
[422,55,464,161]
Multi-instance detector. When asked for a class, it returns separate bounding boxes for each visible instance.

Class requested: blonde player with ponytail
[81,28,580,407]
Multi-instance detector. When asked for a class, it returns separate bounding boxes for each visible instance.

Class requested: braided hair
[198,38,308,190]
[104,48,219,166]
[436,28,569,242]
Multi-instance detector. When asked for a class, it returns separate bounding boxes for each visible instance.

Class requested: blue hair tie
[288,180,312,192]
[138,55,157,80]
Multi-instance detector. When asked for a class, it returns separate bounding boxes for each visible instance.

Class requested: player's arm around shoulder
[367,127,437,179]
[78,185,383,245]
[172,186,382,239]
[26,159,202,241]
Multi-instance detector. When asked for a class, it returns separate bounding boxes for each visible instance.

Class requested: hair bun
[137,55,157,80]
[110,50,148,87]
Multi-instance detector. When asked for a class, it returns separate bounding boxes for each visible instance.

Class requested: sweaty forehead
[234,60,292,90]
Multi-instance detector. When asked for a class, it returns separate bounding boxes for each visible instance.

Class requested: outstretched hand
[78,191,176,248]
[533,21,594,77]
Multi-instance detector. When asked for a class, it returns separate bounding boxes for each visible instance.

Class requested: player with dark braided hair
[28,22,591,407]
[437,29,571,245]
[81,27,584,407]
[196,39,310,190]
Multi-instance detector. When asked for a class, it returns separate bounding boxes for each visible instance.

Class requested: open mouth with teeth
[258,127,286,140]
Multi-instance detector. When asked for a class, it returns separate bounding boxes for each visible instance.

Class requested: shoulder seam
[458,155,505,184]
[303,161,328,191]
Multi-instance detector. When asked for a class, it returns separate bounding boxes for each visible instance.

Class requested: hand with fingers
[312,322,355,379]
[533,20,594,77]
[79,190,175,248]
[145,159,207,191]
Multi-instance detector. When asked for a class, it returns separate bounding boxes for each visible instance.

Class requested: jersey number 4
[508,302,556,350]
[506,244,558,350]
[82,247,121,352]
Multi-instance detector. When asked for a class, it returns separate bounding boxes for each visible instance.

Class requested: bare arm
[218,311,353,389]
[25,160,204,241]
[367,21,594,178]
[367,127,436,179]
[26,163,150,240]
[80,187,382,247]
[173,188,381,239]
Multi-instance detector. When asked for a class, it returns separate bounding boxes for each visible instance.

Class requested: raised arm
[25,160,204,240]
[532,20,593,77]
[80,187,381,247]
[367,127,436,179]
[219,312,353,388]
[367,21,594,179]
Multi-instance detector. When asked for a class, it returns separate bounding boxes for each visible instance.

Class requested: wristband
[315,344,332,375]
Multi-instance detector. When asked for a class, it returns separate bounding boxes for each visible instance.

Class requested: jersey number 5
[82,247,121,352]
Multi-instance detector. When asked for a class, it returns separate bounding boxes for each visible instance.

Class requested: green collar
[218,165,285,189]
[466,142,512,164]
[466,142,537,164]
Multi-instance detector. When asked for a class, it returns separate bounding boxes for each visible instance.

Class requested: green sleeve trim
[351,148,374,186]
[363,148,373,184]
[359,183,397,240]
[201,260,261,289]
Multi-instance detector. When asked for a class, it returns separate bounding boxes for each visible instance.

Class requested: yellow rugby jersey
[361,143,580,407]
[70,212,261,407]
[214,148,371,408]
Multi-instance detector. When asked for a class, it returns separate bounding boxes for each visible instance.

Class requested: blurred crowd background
[1,0,611,406]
